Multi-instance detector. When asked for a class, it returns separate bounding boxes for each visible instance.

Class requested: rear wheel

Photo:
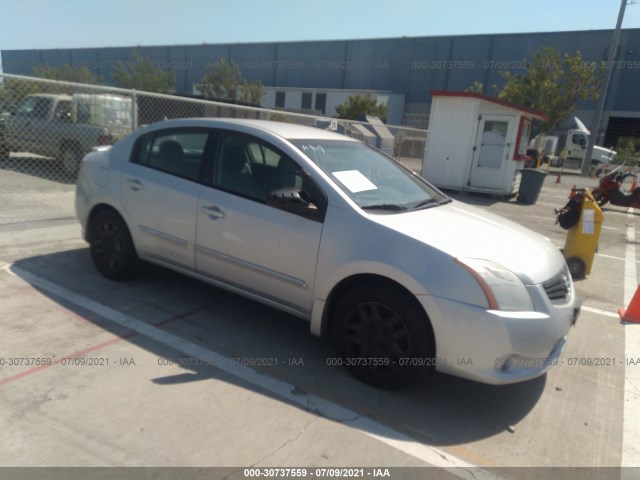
[88,209,140,281]
[332,284,435,390]
[60,144,82,178]
[0,144,9,161]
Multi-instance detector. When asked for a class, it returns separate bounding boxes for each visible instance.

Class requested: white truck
[538,117,616,171]
[1,93,134,176]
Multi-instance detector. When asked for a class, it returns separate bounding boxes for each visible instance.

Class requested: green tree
[335,93,388,122]
[198,59,264,104]
[0,64,98,108]
[496,47,602,130]
[33,64,98,84]
[112,52,175,93]
[464,81,485,94]
[0,78,42,109]
[614,137,639,166]
[239,79,265,105]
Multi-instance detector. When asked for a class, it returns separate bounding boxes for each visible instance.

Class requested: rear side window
[132,128,210,181]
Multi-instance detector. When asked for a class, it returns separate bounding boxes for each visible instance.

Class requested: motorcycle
[591,164,640,208]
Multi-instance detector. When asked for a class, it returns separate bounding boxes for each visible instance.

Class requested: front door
[6,96,54,155]
[195,132,324,316]
[469,116,513,190]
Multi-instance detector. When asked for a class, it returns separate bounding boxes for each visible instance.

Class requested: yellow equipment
[562,188,603,278]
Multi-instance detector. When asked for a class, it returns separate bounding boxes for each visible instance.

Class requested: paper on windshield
[332,170,377,193]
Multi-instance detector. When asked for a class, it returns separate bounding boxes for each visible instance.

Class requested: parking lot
[0,162,639,478]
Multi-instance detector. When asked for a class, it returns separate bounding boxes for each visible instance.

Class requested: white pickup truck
[1,93,133,176]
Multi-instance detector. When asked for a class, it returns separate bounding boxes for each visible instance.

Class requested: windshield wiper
[412,198,452,210]
[360,203,407,211]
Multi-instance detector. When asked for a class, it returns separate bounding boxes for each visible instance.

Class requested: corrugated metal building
[3,29,640,141]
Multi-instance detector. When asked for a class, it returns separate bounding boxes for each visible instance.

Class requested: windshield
[291,139,449,212]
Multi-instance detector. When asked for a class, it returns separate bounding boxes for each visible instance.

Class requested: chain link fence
[0,74,427,224]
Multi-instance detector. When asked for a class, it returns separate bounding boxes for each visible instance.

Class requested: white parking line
[0,262,500,479]
[622,209,640,467]
[581,305,620,318]
[595,253,640,263]
[534,201,565,209]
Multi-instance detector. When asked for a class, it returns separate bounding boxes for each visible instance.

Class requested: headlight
[454,258,534,311]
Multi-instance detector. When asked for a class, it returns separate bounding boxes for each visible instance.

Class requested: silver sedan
[75,118,580,389]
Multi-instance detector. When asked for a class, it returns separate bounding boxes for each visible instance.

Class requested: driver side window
[212,133,304,201]
[211,132,327,219]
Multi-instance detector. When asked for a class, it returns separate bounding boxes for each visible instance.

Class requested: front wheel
[88,209,140,281]
[332,284,435,390]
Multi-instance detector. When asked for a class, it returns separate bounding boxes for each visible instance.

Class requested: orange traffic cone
[555,171,562,184]
[619,285,640,324]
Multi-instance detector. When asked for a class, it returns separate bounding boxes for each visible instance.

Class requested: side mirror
[267,187,318,219]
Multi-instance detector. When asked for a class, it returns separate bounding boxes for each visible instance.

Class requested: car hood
[593,145,616,157]
[368,200,565,285]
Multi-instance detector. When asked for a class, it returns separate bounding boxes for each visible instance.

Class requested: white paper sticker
[332,170,378,193]
[582,209,595,234]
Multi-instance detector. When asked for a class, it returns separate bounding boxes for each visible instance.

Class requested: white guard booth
[422,91,548,196]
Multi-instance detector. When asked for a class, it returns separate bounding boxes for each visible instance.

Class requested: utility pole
[582,0,629,176]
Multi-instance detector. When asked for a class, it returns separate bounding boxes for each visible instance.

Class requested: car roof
[145,118,360,142]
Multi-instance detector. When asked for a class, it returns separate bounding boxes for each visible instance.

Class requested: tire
[60,144,82,178]
[332,284,435,390]
[88,209,140,281]
[592,190,607,207]
[566,257,586,279]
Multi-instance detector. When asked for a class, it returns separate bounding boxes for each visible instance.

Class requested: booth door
[469,116,514,190]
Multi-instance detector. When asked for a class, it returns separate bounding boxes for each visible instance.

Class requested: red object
[555,171,561,183]
[630,178,637,193]
[592,166,640,208]
[569,185,577,198]
[97,134,113,145]
[620,284,640,324]
[513,117,532,161]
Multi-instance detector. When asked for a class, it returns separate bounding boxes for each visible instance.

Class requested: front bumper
[417,292,580,385]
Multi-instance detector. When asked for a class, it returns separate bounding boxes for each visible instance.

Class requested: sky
[1,0,640,55]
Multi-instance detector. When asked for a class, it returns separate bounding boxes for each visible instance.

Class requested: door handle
[126,178,143,191]
[202,204,225,220]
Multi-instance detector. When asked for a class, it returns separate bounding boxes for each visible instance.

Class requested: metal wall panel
[4,29,640,115]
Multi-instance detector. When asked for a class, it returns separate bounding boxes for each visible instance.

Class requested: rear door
[120,127,211,270]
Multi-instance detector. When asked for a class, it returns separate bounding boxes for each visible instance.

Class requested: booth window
[301,92,312,110]
[514,117,532,160]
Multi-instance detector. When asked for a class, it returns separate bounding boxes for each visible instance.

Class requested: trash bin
[517,168,548,204]
[562,188,603,279]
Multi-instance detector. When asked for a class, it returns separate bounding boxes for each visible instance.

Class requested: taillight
[97,134,112,145]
